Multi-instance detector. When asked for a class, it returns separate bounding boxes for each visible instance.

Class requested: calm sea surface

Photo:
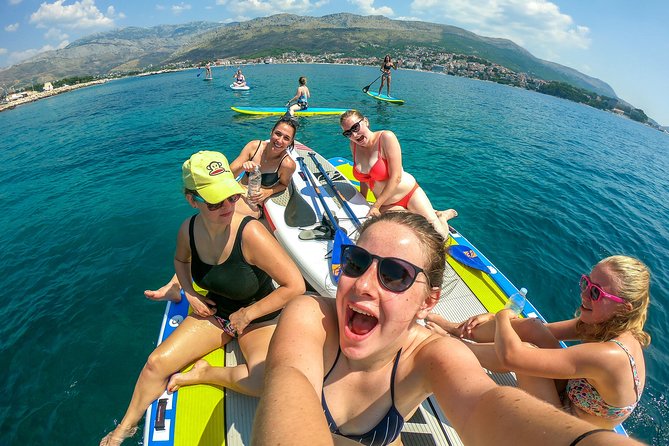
[0,64,667,445]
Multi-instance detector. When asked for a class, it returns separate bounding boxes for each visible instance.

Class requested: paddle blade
[362,86,370,93]
[448,245,489,272]
[331,229,352,283]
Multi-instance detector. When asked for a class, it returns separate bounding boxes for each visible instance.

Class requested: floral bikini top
[566,340,642,420]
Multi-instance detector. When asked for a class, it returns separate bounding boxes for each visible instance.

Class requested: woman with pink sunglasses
[425,255,651,429]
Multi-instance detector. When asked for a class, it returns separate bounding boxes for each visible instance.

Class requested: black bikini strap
[323,348,342,381]
[569,429,611,446]
[389,349,402,403]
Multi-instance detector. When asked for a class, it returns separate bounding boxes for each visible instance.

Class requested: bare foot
[167,359,211,392]
[436,209,458,224]
[144,276,182,302]
[425,313,461,337]
[100,424,137,446]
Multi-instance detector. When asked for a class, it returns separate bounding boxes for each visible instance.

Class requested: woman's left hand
[249,188,269,204]
[366,206,382,218]
[228,308,251,336]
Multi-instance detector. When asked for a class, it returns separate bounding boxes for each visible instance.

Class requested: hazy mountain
[0,13,616,98]
[0,22,222,87]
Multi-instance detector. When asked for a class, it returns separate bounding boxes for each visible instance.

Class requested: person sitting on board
[286,76,310,116]
[378,54,399,97]
[340,109,457,240]
[230,115,298,218]
[425,255,650,430]
[143,116,298,303]
[250,211,647,446]
[251,212,500,446]
[99,151,305,446]
[232,68,246,87]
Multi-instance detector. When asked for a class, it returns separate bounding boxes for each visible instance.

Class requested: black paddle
[307,152,362,229]
[283,177,318,227]
[362,74,382,93]
[297,156,352,283]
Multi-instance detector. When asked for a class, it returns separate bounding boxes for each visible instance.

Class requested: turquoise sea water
[0,64,667,445]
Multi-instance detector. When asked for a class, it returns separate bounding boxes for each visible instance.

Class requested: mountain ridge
[0,13,616,98]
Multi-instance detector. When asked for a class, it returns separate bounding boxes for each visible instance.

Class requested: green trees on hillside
[537,81,647,123]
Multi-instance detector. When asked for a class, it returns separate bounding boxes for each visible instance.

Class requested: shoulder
[378,130,400,151]
[239,216,270,240]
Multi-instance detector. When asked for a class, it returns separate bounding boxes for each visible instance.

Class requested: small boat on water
[144,142,626,445]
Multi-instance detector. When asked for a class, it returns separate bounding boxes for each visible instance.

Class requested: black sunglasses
[192,193,241,211]
[341,244,428,293]
[342,118,365,138]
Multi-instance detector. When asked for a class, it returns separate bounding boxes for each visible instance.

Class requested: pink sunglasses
[580,275,625,303]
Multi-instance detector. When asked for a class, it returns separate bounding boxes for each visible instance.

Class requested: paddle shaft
[296,157,343,233]
[362,74,382,92]
[307,152,362,229]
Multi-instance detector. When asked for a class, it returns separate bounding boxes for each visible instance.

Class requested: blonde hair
[358,212,446,290]
[340,109,365,126]
[576,255,651,347]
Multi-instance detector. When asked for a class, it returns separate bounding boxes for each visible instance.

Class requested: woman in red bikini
[340,109,457,239]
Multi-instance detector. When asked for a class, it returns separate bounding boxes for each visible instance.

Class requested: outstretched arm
[252,295,336,445]
[461,386,644,446]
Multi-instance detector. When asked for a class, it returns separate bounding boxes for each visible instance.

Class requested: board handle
[154,398,168,431]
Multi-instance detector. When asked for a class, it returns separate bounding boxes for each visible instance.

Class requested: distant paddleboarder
[378,54,400,96]
[232,68,247,87]
[286,76,310,116]
[205,62,213,80]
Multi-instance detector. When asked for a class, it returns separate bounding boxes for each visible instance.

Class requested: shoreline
[0,79,109,113]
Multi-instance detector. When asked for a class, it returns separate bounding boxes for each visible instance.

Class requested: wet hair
[358,212,446,291]
[576,255,651,347]
[299,76,307,85]
[339,109,365,127]
[271,116,298,149]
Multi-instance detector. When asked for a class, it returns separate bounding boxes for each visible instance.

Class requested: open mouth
[346,305,378,336]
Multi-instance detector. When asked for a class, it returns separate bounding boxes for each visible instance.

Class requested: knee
[144,350,171,376]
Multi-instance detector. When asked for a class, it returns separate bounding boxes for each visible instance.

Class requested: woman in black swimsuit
[100,151,304,446]
[230,116,298,218]
[144,117,298,301]
[378,54,397,96]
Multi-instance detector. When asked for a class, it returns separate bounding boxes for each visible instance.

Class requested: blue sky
[1,0,667,124]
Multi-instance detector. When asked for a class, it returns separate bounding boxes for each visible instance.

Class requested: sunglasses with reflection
[340,244,430,293]
[192,193,241,211]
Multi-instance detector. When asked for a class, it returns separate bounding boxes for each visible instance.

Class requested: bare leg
[234,196,262,219]
[167,320,276,397]
[387,76,391,96]
[100,315,229,446]
[436,209,458,230]
[144,274,182,302]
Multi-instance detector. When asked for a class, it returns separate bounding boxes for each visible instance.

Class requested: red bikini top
[352,132,389,185]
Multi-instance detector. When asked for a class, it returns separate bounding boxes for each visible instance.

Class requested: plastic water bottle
[247,166,262,210]
[504,287,527,315]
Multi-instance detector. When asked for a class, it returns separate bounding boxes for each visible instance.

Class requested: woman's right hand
[458,313,495,338]
[184,292,216,317]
